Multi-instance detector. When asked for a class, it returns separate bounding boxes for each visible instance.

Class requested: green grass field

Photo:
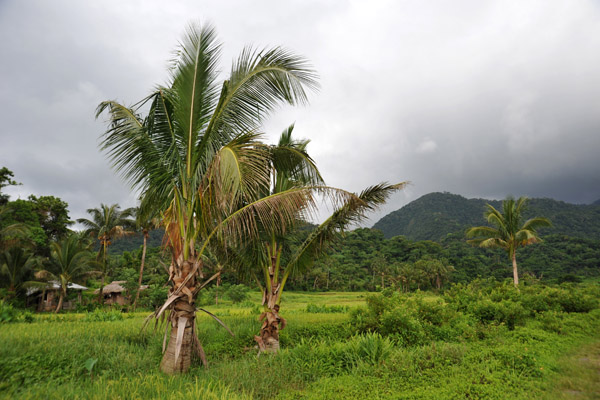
[1,290,599,399]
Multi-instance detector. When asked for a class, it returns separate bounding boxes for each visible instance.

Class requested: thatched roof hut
[94,281,148,305]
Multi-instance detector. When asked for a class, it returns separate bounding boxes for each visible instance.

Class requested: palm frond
[206,46,319,142]
[284,182,407,281]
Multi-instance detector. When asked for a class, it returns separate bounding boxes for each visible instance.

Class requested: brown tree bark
[97,275,105,304]
[512,252,519,287]
[54,291,64,313]
[160,308,194,374]
[132,232,148,311]
[255,303,285,353]
[159,256,207,374]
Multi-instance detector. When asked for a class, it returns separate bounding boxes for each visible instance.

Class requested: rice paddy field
[1,288,599,399]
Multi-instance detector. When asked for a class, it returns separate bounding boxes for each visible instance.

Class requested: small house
[94,281,148,305]
[26,281,88,312]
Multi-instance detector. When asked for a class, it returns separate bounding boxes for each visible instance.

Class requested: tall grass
[1,289,599,399]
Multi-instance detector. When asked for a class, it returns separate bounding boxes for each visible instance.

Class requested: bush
[306,304,348,313]
[469,299,527,330]
[0,301,34,323]
[380,307,425,346]
[226,284,249,304]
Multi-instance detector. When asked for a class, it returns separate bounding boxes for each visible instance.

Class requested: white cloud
[415,139,438,155]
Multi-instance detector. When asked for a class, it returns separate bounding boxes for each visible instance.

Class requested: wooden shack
[94,281,148,305]
[27,281,88,312]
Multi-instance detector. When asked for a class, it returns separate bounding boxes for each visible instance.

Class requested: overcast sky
[1,0,600,228]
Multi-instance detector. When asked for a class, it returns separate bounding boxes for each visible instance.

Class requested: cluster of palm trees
[94,22,405,373]
[0,202,152,313]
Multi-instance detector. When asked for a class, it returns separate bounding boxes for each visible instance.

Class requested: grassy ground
[0,291,598,399]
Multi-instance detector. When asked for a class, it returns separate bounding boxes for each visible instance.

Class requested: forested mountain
[372,192,600,241]
[107,229,164,254]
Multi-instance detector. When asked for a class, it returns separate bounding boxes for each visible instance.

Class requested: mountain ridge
[372,192,600,241]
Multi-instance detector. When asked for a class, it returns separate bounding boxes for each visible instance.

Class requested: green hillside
[372,192,600,241]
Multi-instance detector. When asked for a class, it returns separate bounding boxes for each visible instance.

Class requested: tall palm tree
[77,204,135,302]
[467,196,551,286]
[235,125,406,352]
[35,234,98,313]
[96,22,324,373]
[131,208,159,311]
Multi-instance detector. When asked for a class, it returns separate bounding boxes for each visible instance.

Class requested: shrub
[381,307,425,346]
[306,304,348,313]
[0,301,33,323]
[226,284,249,304]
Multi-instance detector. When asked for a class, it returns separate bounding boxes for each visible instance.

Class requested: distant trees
[389,258,454,292]
[77,204,135,302]
[467,197,551,286]
[0,167,20,206]
[35,234,98,313]
[131,208,159,311]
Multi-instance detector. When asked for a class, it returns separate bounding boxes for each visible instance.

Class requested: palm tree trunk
[132,234,148,311]
[215,275,220,305]
[512,252,519,287]
[160,257,205,374]
[255,302,284,353]
[98,275,105,304]
[160,304,195,374]
[54,291,64,313]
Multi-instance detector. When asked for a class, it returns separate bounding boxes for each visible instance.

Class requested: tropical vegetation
[467,197,552,286]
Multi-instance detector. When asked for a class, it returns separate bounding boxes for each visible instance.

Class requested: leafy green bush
[380,307,425,346]
[0,301,34,323]
[306,303,348,313]
[226,284,249,304]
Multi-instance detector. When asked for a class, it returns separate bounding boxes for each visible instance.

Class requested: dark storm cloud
[1,0,599,227]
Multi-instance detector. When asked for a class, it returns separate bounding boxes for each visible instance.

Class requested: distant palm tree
[77,204,134,302]
[131,208,159,311]
[0,247,39,294]
[467,196,551,286]
[36,234,98,313]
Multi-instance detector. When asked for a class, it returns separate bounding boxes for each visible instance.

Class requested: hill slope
[372,192,600,241]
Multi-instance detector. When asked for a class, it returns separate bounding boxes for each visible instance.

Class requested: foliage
[225,284,249,304]
[2,290,599,399]
[27,195,73,242]
[0,301,33,323]
[467,196,551,286]
[0,167,20,206]
[305,304,348,313]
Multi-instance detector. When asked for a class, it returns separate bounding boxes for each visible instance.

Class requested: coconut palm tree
[131,208,159,311]
[254,181,406,352]
[467,196,551,287]
[77,204,135,302]
[236,125,406,352]
[35,233,98,313]
[0,247,39,295]
[96,22,326,373]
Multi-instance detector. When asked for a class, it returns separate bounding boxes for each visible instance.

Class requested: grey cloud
[1,0,599,229]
